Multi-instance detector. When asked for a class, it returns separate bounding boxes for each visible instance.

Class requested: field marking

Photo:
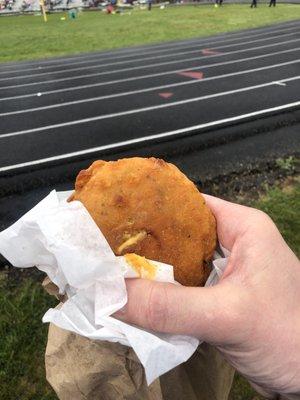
[159,92,173,98]
[1,38,299,94]
[1,75,299,139]
[1,59,299,117]
[0,100,299,173]
[1,19,299,70]
[0,30,298,83]
[178,71,204,79]
[0,24,298,76]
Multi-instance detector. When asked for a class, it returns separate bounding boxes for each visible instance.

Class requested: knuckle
[145,283,169,332]
[254,209,271,222]
[215,289,249,341]
[248,208,275,231]
[255,210,272,223]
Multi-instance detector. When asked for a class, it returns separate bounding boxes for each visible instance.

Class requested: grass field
[0,178,299,400]
[0,4,300,62]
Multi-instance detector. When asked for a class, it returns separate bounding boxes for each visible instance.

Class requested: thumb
[115,278,237,343]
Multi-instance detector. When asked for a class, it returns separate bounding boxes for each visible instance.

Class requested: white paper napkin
[0,190,229,384]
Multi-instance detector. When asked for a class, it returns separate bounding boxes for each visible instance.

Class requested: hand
[115,195,300,399]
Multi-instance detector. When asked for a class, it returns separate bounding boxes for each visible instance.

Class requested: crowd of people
[45,0,75,10]
[0,0,280,12]
[21,0,34,11]
[81,0,143,8]
[0,0,15,11]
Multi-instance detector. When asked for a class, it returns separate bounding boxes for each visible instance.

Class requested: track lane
[1,36,299,99]
[1,48,299,114]
[0,79,299,170]
[1,61,299,133]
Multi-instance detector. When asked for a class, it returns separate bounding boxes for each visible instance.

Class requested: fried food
[68,157,216,286]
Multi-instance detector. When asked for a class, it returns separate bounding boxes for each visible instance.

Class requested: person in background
[214,0,223,6]
[250,0,257,8]
[269,0,276,6]
[147,0,152,11]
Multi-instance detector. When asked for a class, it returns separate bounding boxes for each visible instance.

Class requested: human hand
[115,195,300,399]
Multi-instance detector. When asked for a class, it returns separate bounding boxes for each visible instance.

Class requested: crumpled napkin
[0,190,229,384]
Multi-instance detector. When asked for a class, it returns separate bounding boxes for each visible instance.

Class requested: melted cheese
[124,253,156,280]
[117,230,147,254]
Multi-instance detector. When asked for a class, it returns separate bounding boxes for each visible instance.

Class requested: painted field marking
[159,92,174,98]
[274,81,287,86]
[202,49,221,55]
[178,71,204,79]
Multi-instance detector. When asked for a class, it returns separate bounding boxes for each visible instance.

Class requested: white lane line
[0,25,298,76]
[1,37,299,94]
[1,100,299,173]
[1,75,299,139]
[1,19,299,71]
[1,59,299,117]
[0,30,298,82]
[274,81,287,86]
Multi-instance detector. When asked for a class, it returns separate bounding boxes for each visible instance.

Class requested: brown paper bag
[43,279,235,400]
[45,322,234,400]
[46,323,163,400]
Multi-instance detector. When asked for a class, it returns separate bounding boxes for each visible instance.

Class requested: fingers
[203,194,257,250]
[115,278,234,342]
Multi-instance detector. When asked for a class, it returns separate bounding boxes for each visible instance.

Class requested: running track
[0,19,299,177]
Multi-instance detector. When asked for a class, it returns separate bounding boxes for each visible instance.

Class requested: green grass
[255,183,300,256]
[0,4,300,62]
[0,276,57,400]
[0,182,299,399]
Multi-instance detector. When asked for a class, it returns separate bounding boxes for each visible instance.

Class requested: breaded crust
[68,157,216,286]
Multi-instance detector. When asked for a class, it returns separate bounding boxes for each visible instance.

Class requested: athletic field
[0,4,300,62]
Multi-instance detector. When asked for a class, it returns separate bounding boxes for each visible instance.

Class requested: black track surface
[0,19,299,181]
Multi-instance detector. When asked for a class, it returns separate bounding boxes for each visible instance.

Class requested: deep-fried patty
[68,157,216,286]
